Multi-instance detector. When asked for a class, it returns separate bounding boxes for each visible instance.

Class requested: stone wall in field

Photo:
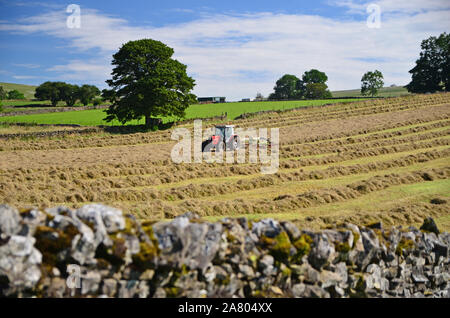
[0,105,109,117]
[0,204,448,298]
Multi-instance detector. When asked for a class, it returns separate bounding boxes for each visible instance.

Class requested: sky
[0,0,449,101]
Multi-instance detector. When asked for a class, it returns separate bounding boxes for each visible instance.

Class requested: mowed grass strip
[0,99,361,126]
[163,156,450,202]
[202,179,450,230]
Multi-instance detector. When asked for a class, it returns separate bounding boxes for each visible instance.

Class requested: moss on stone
[395,238,415,256]
[335,242,351,253]
[292,234,313,261]
[19,208,33,217]
[261,231,292,262]
[248,253,258,268]
[164,287,180,298]
[281,266,292,277]
[34,224,79,267]
[123,217,136,236]
[351,230,360,249]
[140,221,160,254]
[131,242,158,271]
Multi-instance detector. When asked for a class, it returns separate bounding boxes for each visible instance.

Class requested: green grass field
[0,98,360,126]
[332,86,410,98]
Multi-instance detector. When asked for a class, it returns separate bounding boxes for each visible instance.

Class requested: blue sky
[0,0,449,100]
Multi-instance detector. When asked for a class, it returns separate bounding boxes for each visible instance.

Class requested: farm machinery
[202,125,241,152]
[202,125,271,152]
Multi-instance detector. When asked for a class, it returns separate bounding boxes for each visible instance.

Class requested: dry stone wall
[0,204,448,298]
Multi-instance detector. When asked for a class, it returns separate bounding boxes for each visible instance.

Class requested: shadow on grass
[100,121,175,134]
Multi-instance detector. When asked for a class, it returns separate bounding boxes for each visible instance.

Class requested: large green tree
[103,39,197,127]
[271,74,301,100]
[302,69,328,85]
[59,83,79,107]
[35,81,63,106]
[299,69,330,99]
[361,70,384,97]
[406,33,449,93]
[78,85,101,106]
[304,83,332,99]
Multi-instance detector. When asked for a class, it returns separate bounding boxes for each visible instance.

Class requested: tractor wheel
[232,136,241,150]
[216,141,225,152]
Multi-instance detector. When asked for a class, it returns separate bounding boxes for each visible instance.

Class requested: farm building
[198,96,226,104]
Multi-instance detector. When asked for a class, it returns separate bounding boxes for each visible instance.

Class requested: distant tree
[104,39,197,127]
[361,70,384,97]
[7,89,26,100]
[0,86,7,100]
[272,74,301,100]
[78,85,101,106]
[406,33,450,93]
[304,83,332,99]
[299,69,330,99]
[302,69,328,85]
[35,81,62,106]
[59,83,79,107]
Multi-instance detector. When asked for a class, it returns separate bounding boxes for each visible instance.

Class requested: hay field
[1,93,449,231]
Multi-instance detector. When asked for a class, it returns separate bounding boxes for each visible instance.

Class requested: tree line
[267,32,448,100]
[268,69,332,100]
[3,32,445,125]
[34,82,102,106]
[0,87,26,100]
[268,68,385,100]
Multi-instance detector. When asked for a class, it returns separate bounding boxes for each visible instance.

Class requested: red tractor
[202,125,241,152]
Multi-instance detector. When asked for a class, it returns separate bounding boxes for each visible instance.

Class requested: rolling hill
[0,82,37,99]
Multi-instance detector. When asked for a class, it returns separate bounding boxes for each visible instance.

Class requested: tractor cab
[215,125,234,142]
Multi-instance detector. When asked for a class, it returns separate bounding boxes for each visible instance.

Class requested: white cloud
[12,75,38,79]
[1,3,449,100]
[46,58,112,84]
